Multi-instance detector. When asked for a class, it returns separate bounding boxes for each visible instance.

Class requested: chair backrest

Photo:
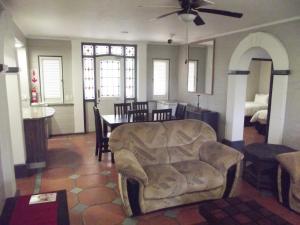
[132,101,149,111]
[114,103,131,116]
[128,109,149,123]
[93,106,103,139]
[175,103,187,119]
[152,109,172,122]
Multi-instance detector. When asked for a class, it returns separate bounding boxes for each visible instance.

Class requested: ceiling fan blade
[195,0,215,7]
[154,10,183,20]
[196,8,243,18]
[194,15,205,26]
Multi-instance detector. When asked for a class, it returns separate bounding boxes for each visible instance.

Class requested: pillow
[254,94,269,105]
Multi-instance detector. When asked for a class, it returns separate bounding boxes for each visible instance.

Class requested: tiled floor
[16,133,300,225]
[244,126,266,145]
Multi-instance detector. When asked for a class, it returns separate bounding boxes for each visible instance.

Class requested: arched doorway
[225,32,290,147]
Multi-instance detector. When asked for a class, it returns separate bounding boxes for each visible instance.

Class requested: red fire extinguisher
[31,87,38,103]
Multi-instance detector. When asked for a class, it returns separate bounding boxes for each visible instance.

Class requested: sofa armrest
[199,141,244,173]
[277,151,300,183]
[114,149,148,185]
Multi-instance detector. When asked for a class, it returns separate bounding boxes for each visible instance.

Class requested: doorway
[225,32,290,145]
[95,56,124,115]
[243,59,273,145]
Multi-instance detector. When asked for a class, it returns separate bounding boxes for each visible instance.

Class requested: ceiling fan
[140,0,243,25]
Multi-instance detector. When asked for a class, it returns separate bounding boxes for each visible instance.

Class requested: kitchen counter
[23,107,55,169]
[23,107,55,120]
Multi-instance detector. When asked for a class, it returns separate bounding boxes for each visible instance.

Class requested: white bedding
[245,102,268,117]
[250,109,268,124]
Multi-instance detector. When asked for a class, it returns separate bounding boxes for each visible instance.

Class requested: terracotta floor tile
[47,150,83,168]
[42,167,74,180]
[82,204,125,225]
[40,178,74,192]
[78,187,116,206]
[16,176,35,195]
[76,174,109,189]
[69,211,83,225]
[67,191,78,209]
[73,165,102,175]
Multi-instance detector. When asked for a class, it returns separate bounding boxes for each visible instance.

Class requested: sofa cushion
[172,160,224,193]
[144,164,187,199]
[109,122,169,166]
[163,120,217,163]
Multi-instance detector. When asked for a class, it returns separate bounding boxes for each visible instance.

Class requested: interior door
[96,56,124,115]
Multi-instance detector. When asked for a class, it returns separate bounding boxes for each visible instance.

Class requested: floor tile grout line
[33,168,42,194]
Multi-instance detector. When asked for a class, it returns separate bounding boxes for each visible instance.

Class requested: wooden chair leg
[95,140,99,156]
[111,152,115,164]
[98,144,103,161]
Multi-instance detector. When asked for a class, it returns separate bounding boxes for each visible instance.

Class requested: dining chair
[175,103,187,120]
[128,109,149,123]
[93,106,114,162]
[132,101,149,112]
[114,103,131,116]
[152,109,172,122]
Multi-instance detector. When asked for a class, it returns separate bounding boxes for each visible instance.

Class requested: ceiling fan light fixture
[179,13,197,22]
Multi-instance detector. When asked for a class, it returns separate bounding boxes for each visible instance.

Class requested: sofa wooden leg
[223,165,237,198]
[127,178,141,216]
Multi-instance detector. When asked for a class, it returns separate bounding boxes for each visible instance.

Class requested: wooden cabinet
[186,110,219,136]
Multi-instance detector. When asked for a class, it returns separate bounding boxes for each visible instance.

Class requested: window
[39,56,63,103]
[82,43,137,100]
[188,60,197,92]
[153,59,169,99]
[99,59,121,97]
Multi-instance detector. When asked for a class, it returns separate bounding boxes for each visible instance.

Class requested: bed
[250,109,268,135]
[244,94,269,126]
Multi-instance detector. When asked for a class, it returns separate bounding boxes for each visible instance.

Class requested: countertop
[23,107,55,120]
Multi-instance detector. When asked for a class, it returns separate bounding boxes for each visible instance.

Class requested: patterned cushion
[172,160,224,193]
[109,122,169,166]
[164,120,217,163]
[143,165,187,199]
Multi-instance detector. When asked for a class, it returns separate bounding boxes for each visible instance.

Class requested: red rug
[9,194,58,225]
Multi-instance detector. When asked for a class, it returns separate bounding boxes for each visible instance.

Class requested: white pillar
[225,75,248,141]
[268,75,288,144]
[137,42,147,101]
[71,40,85,133]
[0,75,17,198]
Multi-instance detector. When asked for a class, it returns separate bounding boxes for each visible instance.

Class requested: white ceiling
[3,0,300,43]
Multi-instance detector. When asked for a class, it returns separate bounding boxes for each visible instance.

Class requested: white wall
[246,60,272,101]
[0,9,25,211]
[147,44,179,100]
[17,47,30,107]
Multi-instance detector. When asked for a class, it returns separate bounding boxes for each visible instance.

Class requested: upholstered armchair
[109,119,244,216]
[277,151,300,213]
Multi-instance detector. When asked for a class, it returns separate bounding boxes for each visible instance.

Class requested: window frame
[188,60,198,93]
[81,43,137,102]
[152,59,170,100]
[38,56,64,104]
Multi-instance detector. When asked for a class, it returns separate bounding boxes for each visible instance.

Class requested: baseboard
[222,139,245,152]
[14,164,30,179]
